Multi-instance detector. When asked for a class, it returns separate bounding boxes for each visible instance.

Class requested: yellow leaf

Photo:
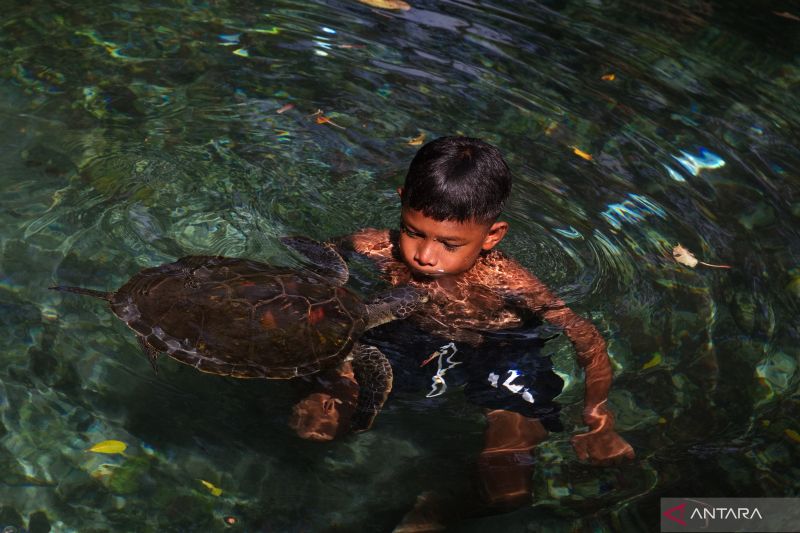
[642,353,662,369]
[86,440,128,455]
[356,0,411,11]
[785,429,800,443]
[601,73,616,81]
[200,479,223,496]
[408,132,426,146]
[571,146,592,161]
[672,244,698,268]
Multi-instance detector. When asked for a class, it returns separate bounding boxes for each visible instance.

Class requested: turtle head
[365,285,427,329]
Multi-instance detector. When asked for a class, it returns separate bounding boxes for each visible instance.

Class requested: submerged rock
[27,511,51,533]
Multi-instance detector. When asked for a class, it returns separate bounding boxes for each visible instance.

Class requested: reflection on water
[1,0,799,530]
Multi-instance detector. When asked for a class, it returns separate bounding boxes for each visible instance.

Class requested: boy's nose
[414,241,437,267]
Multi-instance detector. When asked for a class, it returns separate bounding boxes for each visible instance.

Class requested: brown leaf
[357,0,411,10]
[773,11,800,21]
[408,132,426,146]
[672,244,698,268]
[672,244,732,269]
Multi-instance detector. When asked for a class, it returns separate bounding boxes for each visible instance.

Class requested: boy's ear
[481,221,508,250]
[397,187,404,198]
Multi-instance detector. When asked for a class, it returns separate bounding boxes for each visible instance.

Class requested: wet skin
[397,205,508,279]
[292,204,635,513]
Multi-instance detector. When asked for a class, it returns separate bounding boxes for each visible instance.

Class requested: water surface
[1,0,799,531]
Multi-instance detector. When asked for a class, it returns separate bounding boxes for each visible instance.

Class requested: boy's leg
[477,409,548,510]
[395,409,548,531]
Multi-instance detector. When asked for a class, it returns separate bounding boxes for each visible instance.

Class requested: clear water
[1,0,799,531]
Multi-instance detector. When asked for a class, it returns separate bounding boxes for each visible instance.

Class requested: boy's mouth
[410,267,448,279]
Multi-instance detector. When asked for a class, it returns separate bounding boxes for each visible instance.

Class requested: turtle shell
[109,256,367,378]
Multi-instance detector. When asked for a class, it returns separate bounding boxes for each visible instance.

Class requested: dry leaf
[309,109,346,129]
[571,146,593,161]
[200,479,223,496]
[672,244,732,269]
[86,440,128,455]
[357,0,411,11]
[672,244,698,268]
[601,73,616,81]
[773,11,800,21]
[408,132,426,146]
[276,103,294,114]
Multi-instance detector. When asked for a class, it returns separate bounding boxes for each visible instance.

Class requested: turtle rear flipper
[350,343,393,432]
[136,336,160,374]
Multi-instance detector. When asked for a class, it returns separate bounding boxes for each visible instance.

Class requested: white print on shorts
[488,370,535,404]
[425,342,461,398]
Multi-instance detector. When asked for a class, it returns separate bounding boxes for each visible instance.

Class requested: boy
[289,136,634,513]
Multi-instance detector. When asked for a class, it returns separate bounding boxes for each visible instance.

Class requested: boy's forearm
[543,307,614,430]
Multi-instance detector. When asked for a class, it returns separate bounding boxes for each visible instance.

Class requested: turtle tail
[50,285,113,302]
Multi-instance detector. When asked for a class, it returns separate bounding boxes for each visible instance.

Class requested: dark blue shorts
[361,319,565,432]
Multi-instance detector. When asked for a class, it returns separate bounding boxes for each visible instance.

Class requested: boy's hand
[289,364,359,441]
[289,392,351,441]
[571,429,635,465]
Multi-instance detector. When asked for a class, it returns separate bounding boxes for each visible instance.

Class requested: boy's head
[398,136,511,278]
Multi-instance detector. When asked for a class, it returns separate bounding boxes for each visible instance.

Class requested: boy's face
[398,202,508,279]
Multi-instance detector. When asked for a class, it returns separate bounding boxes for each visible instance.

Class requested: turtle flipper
[281,236,349,286]
[364,286,427,329]
[350,343,393,432]
[136,336,160,374]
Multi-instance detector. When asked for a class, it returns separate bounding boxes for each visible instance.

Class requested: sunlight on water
[0,0,799,531]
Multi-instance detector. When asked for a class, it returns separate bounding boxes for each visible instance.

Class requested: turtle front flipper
[364,286,427,329]
[350,343,393,432]
[136,336,160,374]
[281,236,349,286]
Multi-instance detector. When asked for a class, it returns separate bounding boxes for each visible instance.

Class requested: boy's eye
[442,242,462,252]
[400,224,422,238]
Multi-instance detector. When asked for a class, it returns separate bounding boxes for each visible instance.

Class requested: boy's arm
[499,259,634,464]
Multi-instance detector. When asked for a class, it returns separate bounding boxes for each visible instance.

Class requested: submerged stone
[27,511,51,533]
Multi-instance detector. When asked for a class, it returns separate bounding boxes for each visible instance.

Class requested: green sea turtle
[50,237,425,431]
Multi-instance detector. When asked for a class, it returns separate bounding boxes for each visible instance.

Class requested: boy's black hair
[401,136,511,223]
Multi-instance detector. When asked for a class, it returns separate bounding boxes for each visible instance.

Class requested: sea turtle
[50,237,425,431]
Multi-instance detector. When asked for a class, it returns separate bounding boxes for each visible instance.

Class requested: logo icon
[663,502,687,526]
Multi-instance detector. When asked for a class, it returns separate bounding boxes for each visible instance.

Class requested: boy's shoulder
[336,228,544,290]
[348,228,392,253]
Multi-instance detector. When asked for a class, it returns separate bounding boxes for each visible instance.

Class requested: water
[1,0,799,530]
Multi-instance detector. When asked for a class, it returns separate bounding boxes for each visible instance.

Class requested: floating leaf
[86,440,128,455]
[200,479,223,496]
[357,0,411,11]
[642,352,662,370]
[571,146,592,160]
[672,244,698,268]
[773,11,800,21]
[276,103,294,114]
[309,109,346,129]
[672,244,732,269]
[408,132,426,146]
[785,429,800,443]
[601,73,616,81]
